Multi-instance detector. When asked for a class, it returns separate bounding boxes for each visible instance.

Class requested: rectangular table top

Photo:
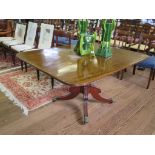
[17,47,148,86]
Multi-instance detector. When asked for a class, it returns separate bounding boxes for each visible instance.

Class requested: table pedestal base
[53,84,113,124]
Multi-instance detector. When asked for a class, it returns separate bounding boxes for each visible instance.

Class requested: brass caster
[52,97,59,102]
[83,116,89,124]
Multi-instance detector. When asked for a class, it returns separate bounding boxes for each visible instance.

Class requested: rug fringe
[0,83,29,115]
[0,66,21,75]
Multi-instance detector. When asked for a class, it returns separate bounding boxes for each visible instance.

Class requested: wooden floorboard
[0,67,155,134]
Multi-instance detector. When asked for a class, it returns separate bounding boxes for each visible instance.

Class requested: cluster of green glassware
[74,19,116,58]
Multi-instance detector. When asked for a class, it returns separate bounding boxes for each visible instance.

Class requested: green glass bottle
[96,19,116,58]
[74,19,96,56]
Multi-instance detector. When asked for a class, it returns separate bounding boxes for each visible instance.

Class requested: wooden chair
[131,26,144,45]
[35,23,55,88]
[0,20,15,54]
[142,23,152,34]
[10,22,38,66]
[0,20,7,31]
[53,29,72,47]
[118,33,153,81]
[0,23,26,63]
[146,34,155,54]
[129,33,151,52]
[1,23,26,46]
[0,20,14,58]
[0,20,13,37]
[113,29,134,48]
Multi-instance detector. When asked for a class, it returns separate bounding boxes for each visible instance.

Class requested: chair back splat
[38,23,54,49]
[14,23,27,43]
[25,22,38,47]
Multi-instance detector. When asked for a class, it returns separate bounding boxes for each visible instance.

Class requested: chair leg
[117,69,125,80]
[120,70,124,80]
[152,69,155,80]
[121,41,123,47]
[20,60,23,71]
[116,71,120,79]
[125,42,127,47]
[24,62,27,72]
[36,69,40,81]
[147,68,153,89]
[133,64,136,75]
[51,77,54,89]
[3,50,7,59]
[12,52,16,66]
[118,41,121,47]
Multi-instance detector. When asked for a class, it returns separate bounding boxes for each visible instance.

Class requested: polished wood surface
[17,47,148,86]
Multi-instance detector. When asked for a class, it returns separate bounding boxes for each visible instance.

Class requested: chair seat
[11,44,35,52]
[111,39,122,46]
[130,44,148,51]
[3,40,24,46]
[71,39,78,45]
[0,37,14,42]
[137,56,155,68]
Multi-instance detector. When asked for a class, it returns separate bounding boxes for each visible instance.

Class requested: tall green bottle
[96,19,116,58]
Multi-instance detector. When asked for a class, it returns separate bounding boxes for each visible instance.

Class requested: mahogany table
[17,47,148,124]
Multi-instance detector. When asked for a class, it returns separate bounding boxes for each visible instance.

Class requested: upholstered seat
[11,44,35,52]
[133,56,155,89]
[130,44,148,51]
[110,39,121,47]
[137,56,155,68]
[0,37,14,42]
[3,40,24,46]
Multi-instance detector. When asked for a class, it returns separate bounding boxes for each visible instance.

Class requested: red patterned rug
[0,68,68,115]
[0,54,20,74]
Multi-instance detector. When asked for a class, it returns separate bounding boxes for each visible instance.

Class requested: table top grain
[17,47,148,86]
